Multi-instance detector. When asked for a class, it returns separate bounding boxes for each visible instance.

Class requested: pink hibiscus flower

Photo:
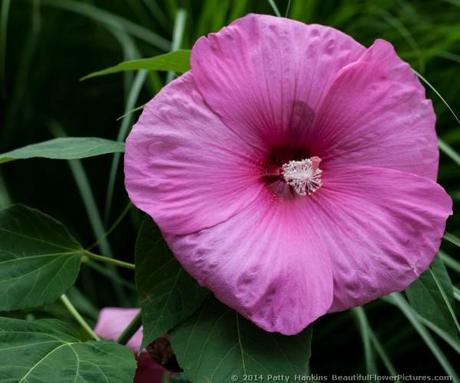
[95,308,164,383]
[124,14,452,335]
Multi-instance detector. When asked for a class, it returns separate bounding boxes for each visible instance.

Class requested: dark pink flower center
[262,147,322,198]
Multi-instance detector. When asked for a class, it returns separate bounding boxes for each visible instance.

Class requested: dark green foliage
[0,317,136,382]
[135,220,209,347]
[0,0,459,380]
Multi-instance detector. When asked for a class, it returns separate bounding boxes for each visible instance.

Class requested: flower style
[124,14,452,335]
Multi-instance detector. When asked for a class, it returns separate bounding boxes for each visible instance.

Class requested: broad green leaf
[0,317,136,382]
[135,220,209,347]
[171,298,313,382]
[406,255,460,340]
[0,205,83,311]
[82,50,191,80]
[0,137,124,164]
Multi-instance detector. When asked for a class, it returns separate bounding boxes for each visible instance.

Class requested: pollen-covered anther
[281,156,323,196]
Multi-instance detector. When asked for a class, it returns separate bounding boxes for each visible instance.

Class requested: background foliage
[1,0,459,381]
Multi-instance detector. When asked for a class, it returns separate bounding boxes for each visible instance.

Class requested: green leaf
[171,298,313,382]
[135,219,209,347]
[0,205,83,311]
[82,49,191,80]
[0,137,124,164]
[0,317,136,382]
[406,255,460,340]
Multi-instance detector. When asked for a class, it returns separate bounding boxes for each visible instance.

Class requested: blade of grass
[0,170,12,208]
[65,159,128,305]
[285,0,292,17]
[42,0,170,50]
[379,10,424,72]
[439,139,460,166]
[228,0,249,21]
[126,0,152,30]
[104,70,148,223]
[368,328,399,379]
[210,0,230,31]
[116,104,145,121]
[88,202,132,251]
[413,70,460,167]
[166,9,187,83]
[387,293,459,380]
[111,28,140,102]
[444,232,460,247]
[267,0,281,17]
[427,267,460,333]
[50,126,110,256]
[289,0,316,22]
[416,313,460,354]
[0,0,10,97]
[196,0,219,36]
[99,27,142,225]
[142,0,168,30]
[454,287,460,303]
[50,122,128,304]
[351,307,378,375]
[440,251,460,274]
[164,0,179,20]
[438,51,460,64]
[414,70,460,126]
[442,0,460,9]
[3,0,41,139]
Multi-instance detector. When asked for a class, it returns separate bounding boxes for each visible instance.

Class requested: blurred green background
[1,0,459,378]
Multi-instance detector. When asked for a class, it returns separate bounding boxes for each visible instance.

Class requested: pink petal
[312,39,438,180]
[191,14,365,149]
[164,190,334,335]
[316,166,452,312]
[125,72,266,235]
[94,308,142,352]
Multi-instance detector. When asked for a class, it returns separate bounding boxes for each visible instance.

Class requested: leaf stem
[117,311,142,346]
[60,294,100,341]
[84,260,136,290]
[83,250,135,270]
